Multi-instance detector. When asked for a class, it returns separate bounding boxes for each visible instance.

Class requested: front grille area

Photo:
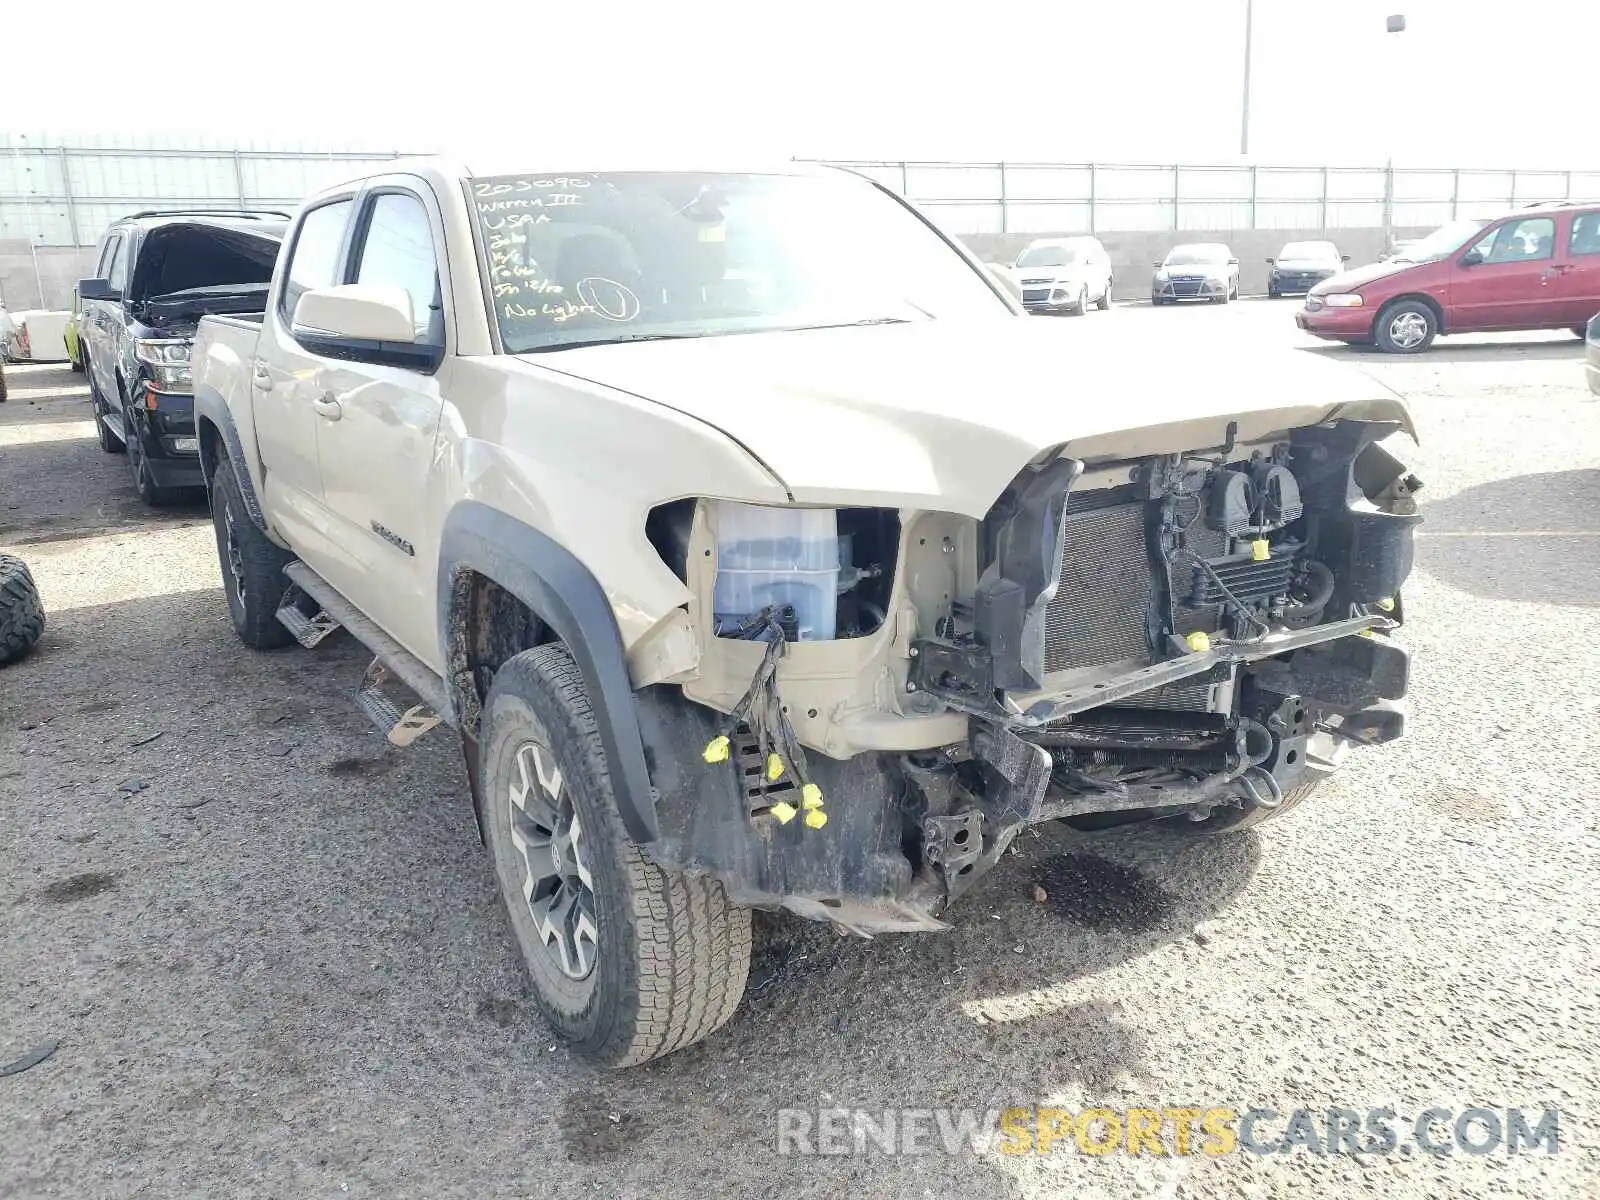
[1022,288,1051,304]
[1042,499,1154,674]
[1165,276,1210,297]
[1118,664,1230,711]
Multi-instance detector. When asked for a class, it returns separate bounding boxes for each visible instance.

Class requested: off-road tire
[1374,299,1438,354]
[1167,778,1321,836]
[0,362,7,404]
[1096,281,1113,310]
[482,645,751,1067]
[210,458,295,650]
[0,554,46,666]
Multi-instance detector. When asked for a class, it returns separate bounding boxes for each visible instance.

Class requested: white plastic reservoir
[712,503,839,641]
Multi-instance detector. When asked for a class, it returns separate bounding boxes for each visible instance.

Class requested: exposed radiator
[1042,499,1154,674]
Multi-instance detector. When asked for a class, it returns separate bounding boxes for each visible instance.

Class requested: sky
[8,0,1598,169]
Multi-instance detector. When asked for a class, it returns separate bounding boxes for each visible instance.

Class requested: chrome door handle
[311,394,343,421]
[252,363,274,392]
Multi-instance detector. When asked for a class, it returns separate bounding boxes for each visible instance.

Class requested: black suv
[79,210,287,503]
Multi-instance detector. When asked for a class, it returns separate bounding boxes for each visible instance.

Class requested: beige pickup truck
[191,158,1419,1067]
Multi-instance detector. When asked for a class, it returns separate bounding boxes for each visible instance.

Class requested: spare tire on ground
[0,554,45,665]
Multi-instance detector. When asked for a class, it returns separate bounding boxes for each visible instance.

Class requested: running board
[281,561,451,746]
[275,585,342,648]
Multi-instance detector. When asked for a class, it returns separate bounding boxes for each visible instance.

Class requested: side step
[282,561,452,747]
[275,585,342,648]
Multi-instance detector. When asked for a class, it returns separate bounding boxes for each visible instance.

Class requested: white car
[1153,243,1241,305]
[1011,237,1114,315]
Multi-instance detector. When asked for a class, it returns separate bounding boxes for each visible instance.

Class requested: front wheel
[482,645,752,1067]
[210,458,295,649]
[1071,286,1089,316]
[1374,301,1437,354]
[1096,280,1113,311]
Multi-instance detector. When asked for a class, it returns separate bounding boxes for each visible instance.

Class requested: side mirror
[292,285,440,370]
[1459,249,1484,268]
[1228,258,1239,266]
[1266,258,1276,265]
[1152,261,1163,269]
[78,277,120,302]
[1341,254,1352,262]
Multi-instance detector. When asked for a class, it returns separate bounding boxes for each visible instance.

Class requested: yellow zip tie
[769,801,798,825]
[800,783,824,810]
[703,735,731,764]
[1250,539,1270,562]
[766,753,785,782]
[803,808,828,829]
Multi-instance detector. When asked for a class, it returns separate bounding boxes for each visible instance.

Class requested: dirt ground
[2,303,1598,1199]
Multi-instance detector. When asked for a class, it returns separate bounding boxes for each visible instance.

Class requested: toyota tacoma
[191,159,1420,1067]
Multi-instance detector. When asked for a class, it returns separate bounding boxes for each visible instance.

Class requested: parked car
[1152,243,1240,304]
[1010,236,1114,314]
[192,158,1418,1068]
[64,286,85,372]
[1587,311,1600,396]
[1298,204,1600,353]
[1267,241,1349,298]
[3,309,72,362]
[78,209,288,503]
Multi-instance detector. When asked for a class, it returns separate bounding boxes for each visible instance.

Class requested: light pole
[1383,15,1407,248]
[1240,0,1254,156]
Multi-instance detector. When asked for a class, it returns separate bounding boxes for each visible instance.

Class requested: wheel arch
[438,501,659,845]
[193,385,271,532]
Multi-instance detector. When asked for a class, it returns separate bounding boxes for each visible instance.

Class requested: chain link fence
[811,160,1600,236]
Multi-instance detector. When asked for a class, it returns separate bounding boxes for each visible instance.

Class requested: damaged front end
[637,418,1420,933]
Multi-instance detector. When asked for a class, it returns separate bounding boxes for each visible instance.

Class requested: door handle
[311,393,343,421]
[252,363,274,392]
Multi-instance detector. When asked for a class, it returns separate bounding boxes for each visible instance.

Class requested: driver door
[307,184,451,668]
[1450,215,1563,330]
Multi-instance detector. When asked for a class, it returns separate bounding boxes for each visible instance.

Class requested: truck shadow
[1417,469,1600,607]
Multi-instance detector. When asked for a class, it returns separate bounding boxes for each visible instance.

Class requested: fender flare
[438,501,659,845]
[193,385,269,532]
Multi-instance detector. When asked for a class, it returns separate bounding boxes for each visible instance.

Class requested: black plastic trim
[437,501,659,845]
[192,384,269,532]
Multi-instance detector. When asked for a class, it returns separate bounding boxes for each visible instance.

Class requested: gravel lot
[3,303,1598,1199]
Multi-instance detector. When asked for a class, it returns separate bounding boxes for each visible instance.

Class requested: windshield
[1015,245,1081,268]
[468,171,1013,353]
[1164,245,1231,266]
[1279,241,1339,262]
[1392,219,1490,263]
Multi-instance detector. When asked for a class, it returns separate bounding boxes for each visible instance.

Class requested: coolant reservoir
[711,503,839,640]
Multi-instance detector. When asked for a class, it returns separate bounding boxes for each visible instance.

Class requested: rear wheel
[0,554,46,666]
[210,457,296,650]
[482,645,752,1067]
[1374,300,1437,354]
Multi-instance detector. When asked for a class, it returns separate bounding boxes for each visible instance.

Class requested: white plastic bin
[712,503,839,641]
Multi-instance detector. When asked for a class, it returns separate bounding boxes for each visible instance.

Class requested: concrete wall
[0,242,98,312]
[960,227,1434,300]
[3,227,1438,312]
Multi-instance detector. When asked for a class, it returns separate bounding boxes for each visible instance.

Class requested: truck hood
[524,319,1413,519]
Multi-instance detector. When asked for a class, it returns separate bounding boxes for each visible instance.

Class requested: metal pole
[1249,165,1258,229]
[1088,162,1097,234]
[1240,0,1254,156]
[59,147,81,247]
[29,236,45,309]
[1451,168,1461,220]
[233,149,248,207]
[998,161,1008,234]
[1320,166,1329,229]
